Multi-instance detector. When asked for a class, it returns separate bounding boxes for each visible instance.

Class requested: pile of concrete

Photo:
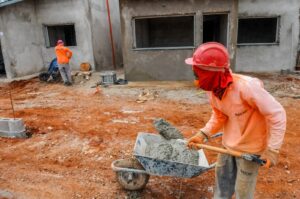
[153,118,184,140]
[144,118,199,165]
[145,139,199,165]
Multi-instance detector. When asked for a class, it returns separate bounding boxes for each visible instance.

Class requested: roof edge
[0,0,23,8]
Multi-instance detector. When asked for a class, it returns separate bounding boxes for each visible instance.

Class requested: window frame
[132,14,196,50]
[43,24,77,48]
[237,16,280,46]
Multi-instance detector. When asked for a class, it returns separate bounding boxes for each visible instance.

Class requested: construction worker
[185,42,286,199]
[55,40,73,86]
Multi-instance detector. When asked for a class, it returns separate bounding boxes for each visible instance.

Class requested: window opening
[0,44,6,78]
[238,17,278,44]
[44,24,77,48]
[134,16,194,49]
[203,14,228,46]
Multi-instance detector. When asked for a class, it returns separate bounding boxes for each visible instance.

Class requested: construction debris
[136,90,158,103]
[72,71,93,83]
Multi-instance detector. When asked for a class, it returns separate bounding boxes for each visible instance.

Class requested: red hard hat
[185,42,229,72]
[57,40,64,45]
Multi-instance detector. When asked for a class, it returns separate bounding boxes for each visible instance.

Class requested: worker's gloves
[187,131,208,150]
[261,148,280,168]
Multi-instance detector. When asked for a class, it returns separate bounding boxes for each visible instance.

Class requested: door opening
[0,44,6,78]
[203,14,228,46]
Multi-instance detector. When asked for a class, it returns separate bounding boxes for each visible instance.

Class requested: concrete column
[194,11,202,48]
[229,0,238,71]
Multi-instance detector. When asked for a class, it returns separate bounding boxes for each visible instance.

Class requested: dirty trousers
[214,154,260,199]
[58,63,72,83]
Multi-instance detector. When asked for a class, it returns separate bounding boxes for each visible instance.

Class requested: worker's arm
[187,106,227,150]
[65,47,73,59]
[200,106,228,136]
[242,78,286,150]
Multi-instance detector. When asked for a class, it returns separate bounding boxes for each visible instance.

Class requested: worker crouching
[185,42,286,199]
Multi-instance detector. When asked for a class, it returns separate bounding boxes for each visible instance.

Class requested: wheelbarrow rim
[111,159,149,174]
[133,153,216,169]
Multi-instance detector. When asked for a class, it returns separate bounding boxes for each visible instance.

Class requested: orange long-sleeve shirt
[55,45,73,64]
[201,74,286,154]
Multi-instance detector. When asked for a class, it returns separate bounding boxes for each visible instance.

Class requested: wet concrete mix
[144,118,199,165]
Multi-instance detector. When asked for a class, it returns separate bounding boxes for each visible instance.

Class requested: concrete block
[100,71,117,84]
[0,118,27,138]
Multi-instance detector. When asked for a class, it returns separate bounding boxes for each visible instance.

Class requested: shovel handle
[196,144,242,157]
[196,144,266,166]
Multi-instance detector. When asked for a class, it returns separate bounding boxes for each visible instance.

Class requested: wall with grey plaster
[35,0,95,71]
[0,0,43,78]
[0,0,123,78]
[90,0,123,71]
[120,0,236,81]
[236,0,300,72]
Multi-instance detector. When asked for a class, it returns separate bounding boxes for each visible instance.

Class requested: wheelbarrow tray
[133,133,215,178]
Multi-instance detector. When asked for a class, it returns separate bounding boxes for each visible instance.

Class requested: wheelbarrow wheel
[113,158,150,191]
[51,72,61,82]
[39,72,50,82]
[117,170,149,191]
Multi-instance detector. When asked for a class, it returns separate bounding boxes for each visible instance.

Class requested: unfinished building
[119,0,300,81]
[0,0,123,79]
[236,0,300,72]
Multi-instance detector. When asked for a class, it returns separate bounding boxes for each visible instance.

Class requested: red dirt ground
[0,74,299,199]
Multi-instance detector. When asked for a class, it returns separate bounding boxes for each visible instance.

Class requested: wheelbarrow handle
[196,144,267,166]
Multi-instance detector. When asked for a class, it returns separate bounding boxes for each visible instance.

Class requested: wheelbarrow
[111,132,216,190]
[112,132,267,190]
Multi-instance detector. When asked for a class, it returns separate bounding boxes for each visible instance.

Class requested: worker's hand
[261,148,279,168]
[187,131,207,150]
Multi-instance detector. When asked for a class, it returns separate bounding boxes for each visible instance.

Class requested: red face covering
[193,65,233,93]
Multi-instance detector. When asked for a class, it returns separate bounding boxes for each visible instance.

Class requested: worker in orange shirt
[186,42,286,199]
[55,40,73,86]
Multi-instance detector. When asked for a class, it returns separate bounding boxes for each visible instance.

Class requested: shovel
[179,132,267,166]
[194,143,267,166]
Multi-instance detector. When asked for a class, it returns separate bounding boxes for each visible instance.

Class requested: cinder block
[0,118,27,138]
[100,71,117,84]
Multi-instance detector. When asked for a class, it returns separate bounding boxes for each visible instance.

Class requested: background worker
[185,42,286,199]
[55,40,73,86]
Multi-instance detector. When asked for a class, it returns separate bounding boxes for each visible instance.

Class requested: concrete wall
[90,0,123,71]
[35,0,95,72]
[120,0,238,81]
[0,0,43,78]
[0,0,123,78]
[236,0,300,72]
